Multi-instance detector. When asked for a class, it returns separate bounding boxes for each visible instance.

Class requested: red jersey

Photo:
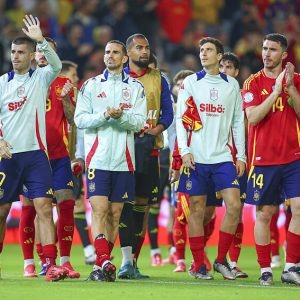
[242,69,300,166]
[46,75,75,160]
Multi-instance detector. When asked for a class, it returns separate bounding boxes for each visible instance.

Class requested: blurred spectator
[59,21,93,77]
[67,0,99,44]
[234,29,263,74]
[229,1,264,48]
[155,0,192,44]
[101,0,138,43]
[33,0,61,40]
[93,25,113,47]
[192,0,224,26]
[170,28,199,62]
[127,0,158,44]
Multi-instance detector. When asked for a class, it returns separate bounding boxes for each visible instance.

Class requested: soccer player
[20,37,80,278]
[74,40,147,282]
[117,33,173,279]
[243,33,300,286]
[219,52,248,278]
[61,60,96,265]
[176,37,246,280]
[0,15,67,281]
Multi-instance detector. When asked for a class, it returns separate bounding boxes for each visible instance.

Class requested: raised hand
[273,69,285,95]
[0,139,13,159]
[285,62,295,88]
[61,81,73,98]
[22,15,43,43]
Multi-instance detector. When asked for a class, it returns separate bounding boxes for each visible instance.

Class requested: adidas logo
[119,223,127,228]
[152,187,158,194]
[232,179,239,186]
[97,91,107,98]
[122,192,128,199]
[62,236,72,241]
[24,238,33,244]
[67,181,74,187]
[261,89,269,95]
[46,188,53,195]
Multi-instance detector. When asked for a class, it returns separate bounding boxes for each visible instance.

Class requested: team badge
[17,86,25,98]
[210,88,218,101]
[89,182,96,193]
[243,92,254,103]
[122,88,131,101]
[186,179,192,191]
[55,85,63,97]
[253,190,260,202]
[0,188,3,199]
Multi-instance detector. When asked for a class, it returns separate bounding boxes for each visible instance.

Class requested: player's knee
[227,200,241,216]
[256,208,272,224]
[0,205,10,220]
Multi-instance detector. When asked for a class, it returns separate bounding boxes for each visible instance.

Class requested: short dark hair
[45,37,57,51]
[221,52,240,70]
[173,70,194,83]
[199,37,224,55]
[126,33,148,49]
[12,36,36,52]
[263,33,288,51]
[107,40,127,55]
[61,60,78,73]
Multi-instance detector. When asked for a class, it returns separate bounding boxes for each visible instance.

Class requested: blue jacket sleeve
[157,73,173,130]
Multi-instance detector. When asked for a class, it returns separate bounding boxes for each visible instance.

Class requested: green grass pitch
[0,245,299,299]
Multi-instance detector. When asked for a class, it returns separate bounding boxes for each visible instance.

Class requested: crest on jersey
[55,86,63,97]
[17,86,25,98]
[186,179,192,191]
[210,88,218,101]
[253,190,260,202]
[243,92,254,103]
[122,88,131,101]
[89,182,96,193]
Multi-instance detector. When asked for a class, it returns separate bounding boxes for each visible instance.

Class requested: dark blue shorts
[0,150,53,203]
[246,160,300,206]
[86,168,135,202]
[239,171,248,203]
[50,156,73,191]
[205,179,223,207]
[178,162,240,196]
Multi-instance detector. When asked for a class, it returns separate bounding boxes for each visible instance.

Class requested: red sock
[229,222,244,263]
[189,236,204,270]
[217,231,234,262]
[286,231,300,263]
[285,211,292,233]
[19,205,36,260]
[108,241,114,256]
[36,243,46,265]
[168,232,174,247]
[255,243,271,268]
[173,218,187,260]
[43,244,57,270]
[0,242,3,253]
[204,215,216,245]
[270,212,279,256]
[57,200,75,257]
[94,235,110,267]
[134,236,145,261]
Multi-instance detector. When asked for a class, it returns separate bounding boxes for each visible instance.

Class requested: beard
[132,58,149,69]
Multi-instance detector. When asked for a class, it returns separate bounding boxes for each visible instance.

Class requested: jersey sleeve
[37,39,62,87]
[242,75,261,110]
[176,77,192,157]
[74,79,108,129]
